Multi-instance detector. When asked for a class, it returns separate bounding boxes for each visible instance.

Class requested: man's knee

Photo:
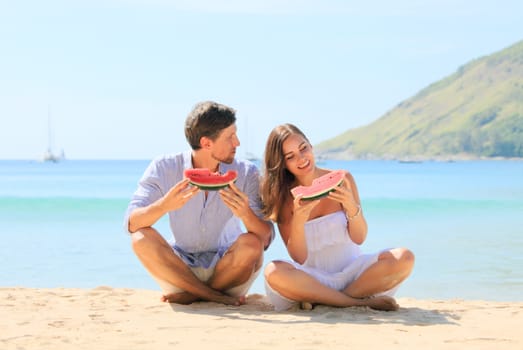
[130,227,164,255]
[236,233,264,256]
[225,234,264,270]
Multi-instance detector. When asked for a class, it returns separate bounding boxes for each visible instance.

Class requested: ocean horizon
[1,159,522,302]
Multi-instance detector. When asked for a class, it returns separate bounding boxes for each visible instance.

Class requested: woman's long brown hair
[260,123,310,223]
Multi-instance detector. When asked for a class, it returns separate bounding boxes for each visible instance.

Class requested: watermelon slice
[291,170,345,200]
[184,168,238,190]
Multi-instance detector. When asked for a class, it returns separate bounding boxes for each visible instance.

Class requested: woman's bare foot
[300,301,314,310]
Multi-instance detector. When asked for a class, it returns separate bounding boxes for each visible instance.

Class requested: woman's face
[282,133,314,175]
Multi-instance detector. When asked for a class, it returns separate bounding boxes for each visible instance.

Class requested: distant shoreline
[316,153,523,162]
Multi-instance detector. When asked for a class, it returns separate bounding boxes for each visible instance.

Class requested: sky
[1,0,522,160]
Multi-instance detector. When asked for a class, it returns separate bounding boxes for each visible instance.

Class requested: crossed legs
[264,247,415,311]
[131,227,264,305]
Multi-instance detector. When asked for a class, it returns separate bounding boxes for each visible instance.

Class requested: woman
[260,124,414,311]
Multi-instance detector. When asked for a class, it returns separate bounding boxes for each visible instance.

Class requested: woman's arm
[278,195,320,264]
[328,171,368,244]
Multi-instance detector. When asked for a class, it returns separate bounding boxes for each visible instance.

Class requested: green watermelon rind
[188,180,236,190]
[300,185,341,201]
[291,170,345,201]
[185,169,238,191]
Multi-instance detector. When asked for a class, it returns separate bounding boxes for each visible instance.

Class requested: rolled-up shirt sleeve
[123,159,165,234]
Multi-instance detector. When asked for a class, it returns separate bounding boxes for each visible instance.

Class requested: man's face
[210,124,240,164]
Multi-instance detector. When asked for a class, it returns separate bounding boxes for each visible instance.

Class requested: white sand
[2,286,522,349]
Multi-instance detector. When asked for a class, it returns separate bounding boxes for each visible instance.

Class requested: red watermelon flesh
[291,170,345,200]
[184,168,238,190]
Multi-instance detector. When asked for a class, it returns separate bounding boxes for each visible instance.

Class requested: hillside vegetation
[316,40,523,160]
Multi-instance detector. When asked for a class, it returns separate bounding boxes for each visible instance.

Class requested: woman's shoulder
[324,166,354,176]
[316,167,354,180]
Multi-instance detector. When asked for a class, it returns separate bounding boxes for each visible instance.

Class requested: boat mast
[47,105,53,154]
[42,105,59,162]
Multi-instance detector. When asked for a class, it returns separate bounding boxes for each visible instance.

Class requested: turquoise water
[1,159,522,301]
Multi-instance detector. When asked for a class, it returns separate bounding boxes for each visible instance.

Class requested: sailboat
[41,108,63,163]
[42,148,60,163]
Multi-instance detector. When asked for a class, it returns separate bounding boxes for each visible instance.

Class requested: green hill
[316,40,523,160]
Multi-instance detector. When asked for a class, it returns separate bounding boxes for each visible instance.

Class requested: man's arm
[235,192,274,248]
[219,182,274,249]
[128,178,199,233]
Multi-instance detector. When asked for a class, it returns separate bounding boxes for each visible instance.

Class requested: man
[125,101,274,306]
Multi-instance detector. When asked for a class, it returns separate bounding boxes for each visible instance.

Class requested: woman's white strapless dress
[265,211,399,311]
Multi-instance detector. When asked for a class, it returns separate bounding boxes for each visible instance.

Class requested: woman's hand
[328,177,360,216]
[292,194,320,224]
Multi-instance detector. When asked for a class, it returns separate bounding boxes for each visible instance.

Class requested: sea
[1,159,522,302]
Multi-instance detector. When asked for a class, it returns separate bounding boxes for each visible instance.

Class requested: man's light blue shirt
[124,151,273,254]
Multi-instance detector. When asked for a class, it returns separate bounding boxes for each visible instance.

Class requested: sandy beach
[1,286,521,350]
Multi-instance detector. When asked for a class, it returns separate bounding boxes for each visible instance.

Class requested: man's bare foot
[161,291,200,304]
[217,294,246,306]
[363,295,399,311]
[162,292,246,306]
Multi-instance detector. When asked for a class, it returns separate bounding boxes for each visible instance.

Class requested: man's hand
[219,182,250,219]
[160,178,200,212]
[128,178,200,233]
